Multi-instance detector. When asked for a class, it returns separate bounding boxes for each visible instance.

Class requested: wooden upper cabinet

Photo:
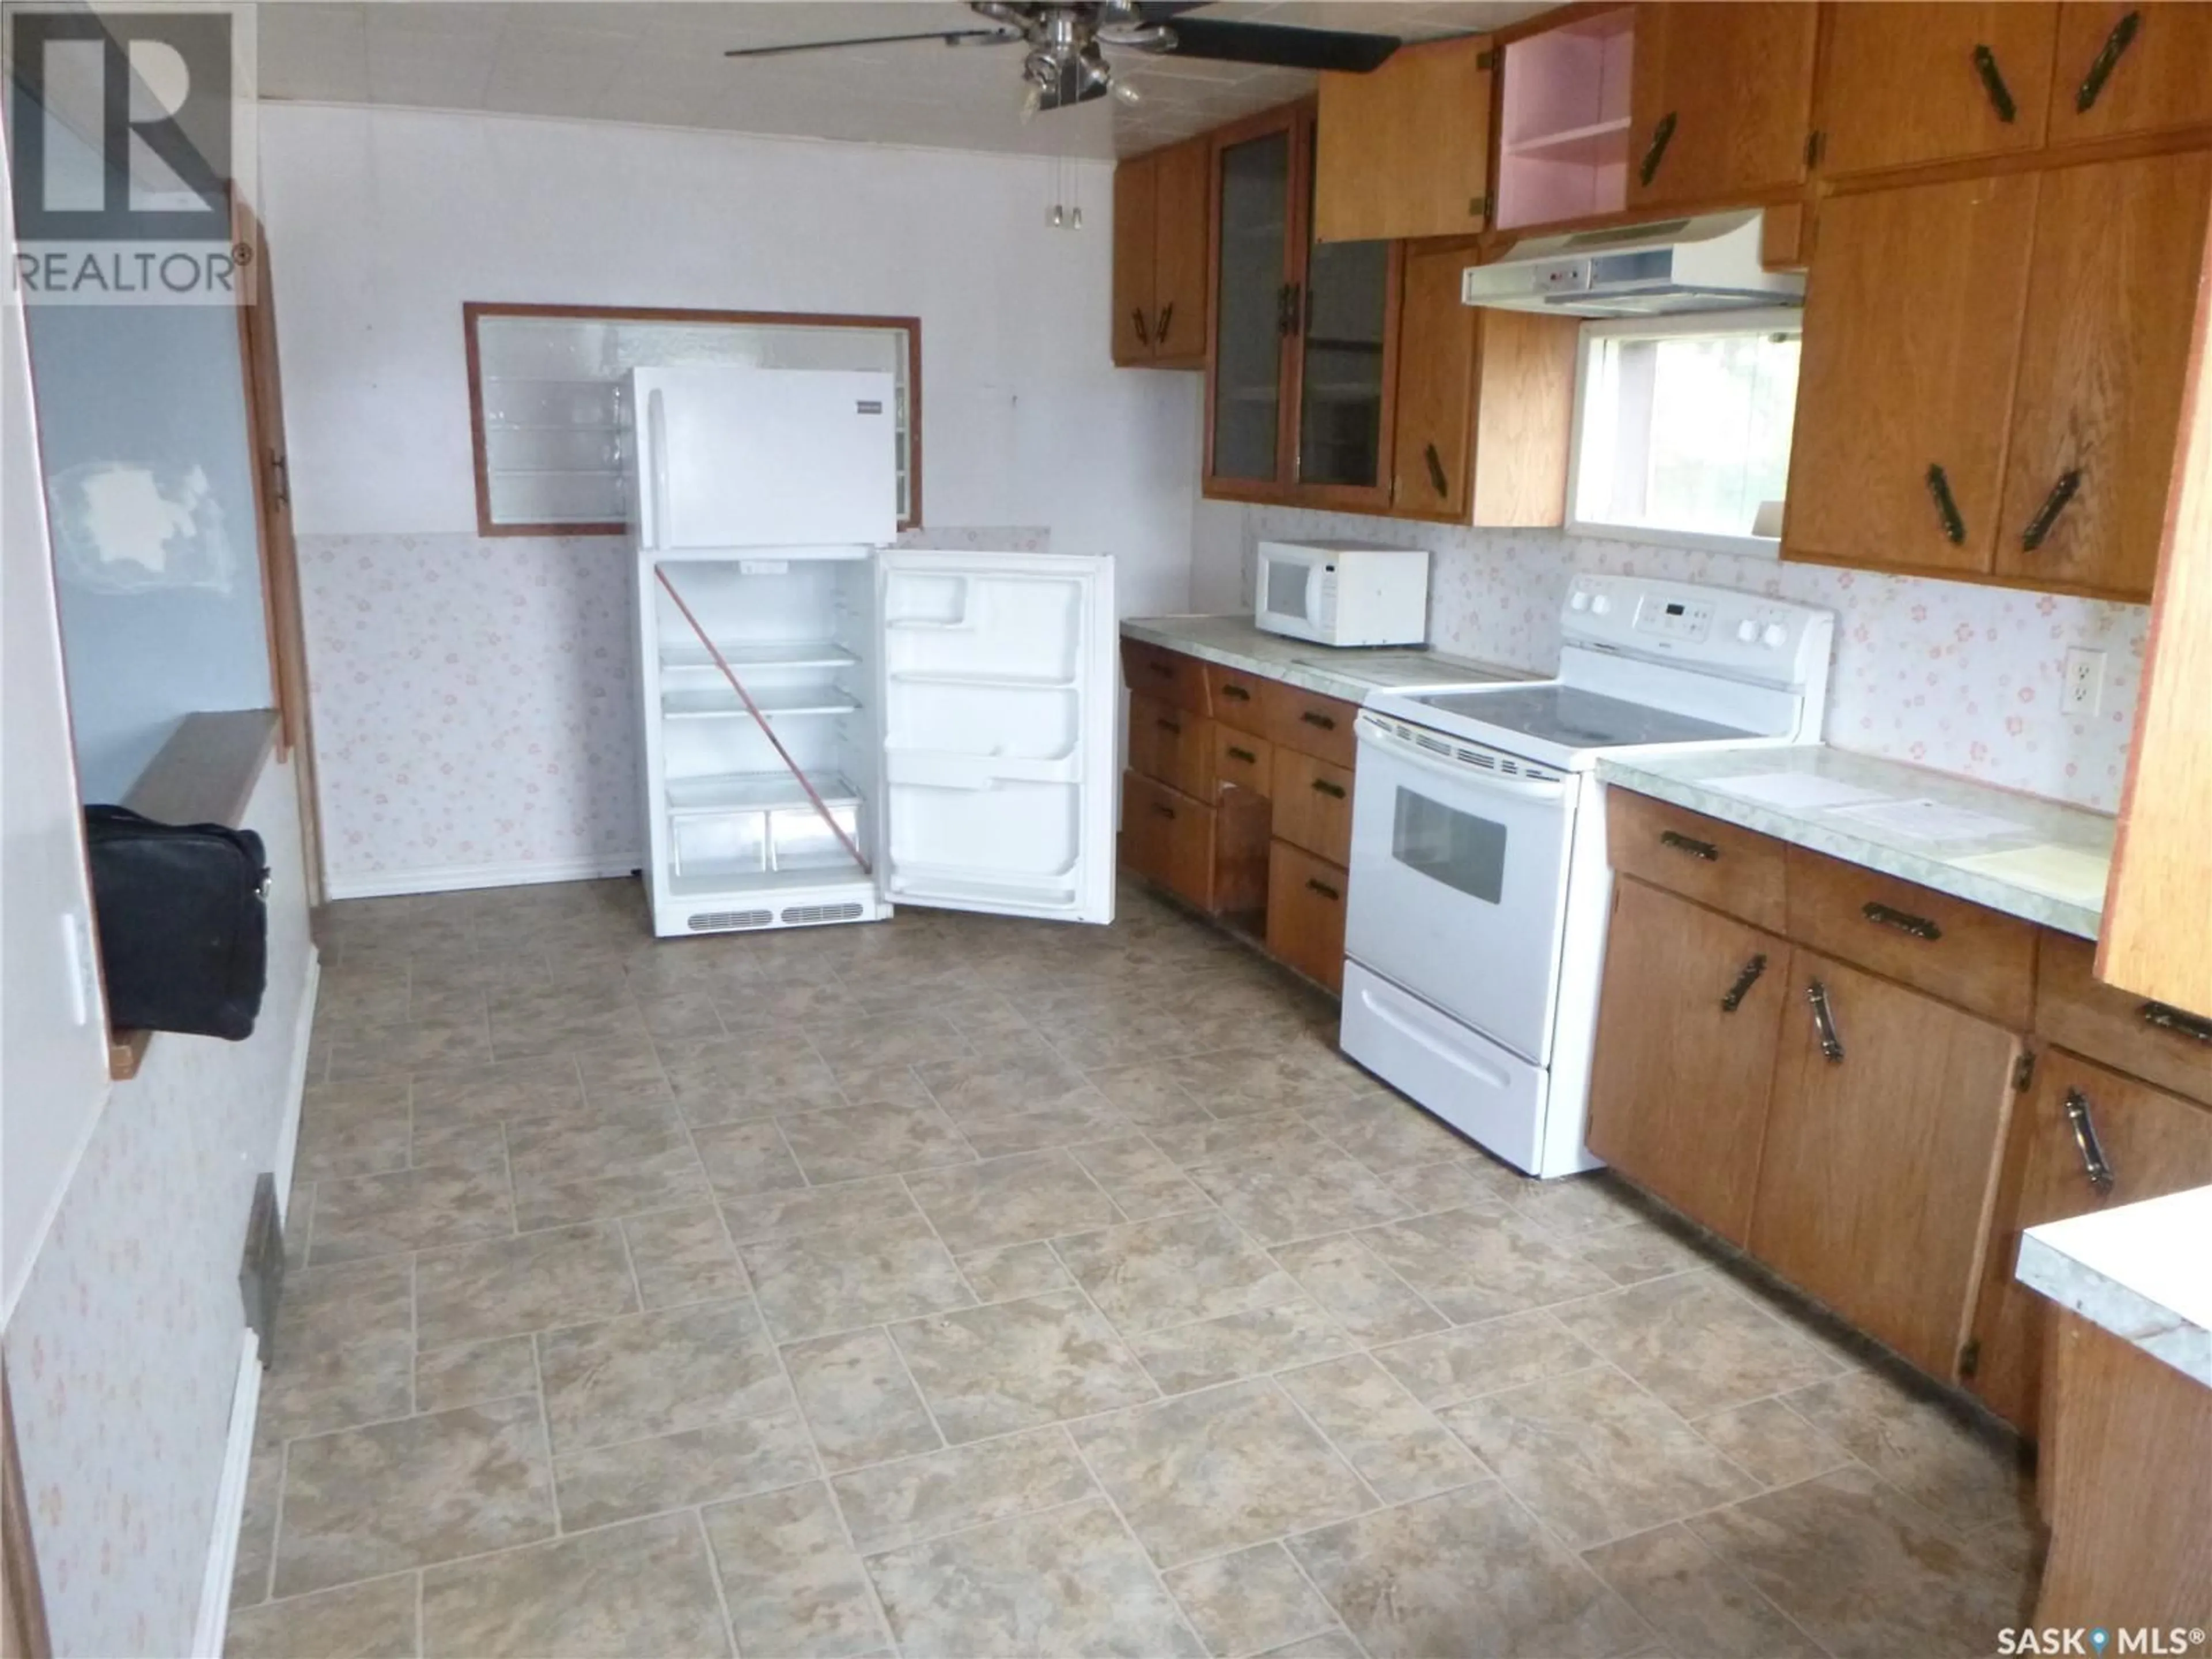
[1623,2,1817,210]
[1111,138,1209,370]
[1994,149,2212,599]
[1315,35,1494,243]
[1784,173,2039,577]
[1816,3,2059,178]
[1586,880,1787,1247]
[2048,2,2212,143]
[1968,1051,2212,1431]
[1390,244,1478,519]
[1748,949,2021,1380]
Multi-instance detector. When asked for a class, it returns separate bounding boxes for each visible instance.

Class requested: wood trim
[2,1367,52,1659]
[1816,119,2212,199]
[461,301,925,536]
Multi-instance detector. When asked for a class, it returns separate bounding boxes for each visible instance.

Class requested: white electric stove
[1339,574,1835,1177]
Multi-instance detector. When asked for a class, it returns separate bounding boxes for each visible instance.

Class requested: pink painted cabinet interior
[1497,9,1636,230]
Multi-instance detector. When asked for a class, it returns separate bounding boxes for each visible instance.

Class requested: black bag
[85,805,270,1041]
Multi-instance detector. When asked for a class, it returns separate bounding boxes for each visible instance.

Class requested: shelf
[1504,115,1633,165]
[666,865,872,899]
[660,641,859,672]
[666,770,861,817]
[887,668,1076,691]
[662,686,861,719]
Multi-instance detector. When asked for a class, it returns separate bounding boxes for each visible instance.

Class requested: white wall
[257,102,1201,893]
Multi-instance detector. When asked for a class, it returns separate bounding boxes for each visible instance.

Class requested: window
[464,303,921,537]
[1567,310,1801,558]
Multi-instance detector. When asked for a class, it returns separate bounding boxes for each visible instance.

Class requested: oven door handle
[1355,715,1568,804]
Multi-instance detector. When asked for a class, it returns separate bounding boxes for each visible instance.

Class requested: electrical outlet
[2063,646,2105,717]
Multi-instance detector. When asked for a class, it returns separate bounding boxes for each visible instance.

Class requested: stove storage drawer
[1260,683,1360,770]
[1126,692,1214,802]
[1267,839,1349,994]
[1120,770,1215,911]
[1272,748,1355,867]
[1785,846,2037,1030]
[1122,639,1211,717]
[1604,789,1787,933]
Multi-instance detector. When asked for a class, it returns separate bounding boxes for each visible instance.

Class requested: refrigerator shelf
[662,687,861,719]
[887,668,1078,691]
[665,771,861,816]
[660,641,859,672]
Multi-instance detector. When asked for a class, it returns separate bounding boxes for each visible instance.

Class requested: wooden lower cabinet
[1121,770,1214,911]
[1267,839,1349,993]
[1967,1050,2212,1430]
[1586,880,1787,1248]
[1748,950,2021,1380]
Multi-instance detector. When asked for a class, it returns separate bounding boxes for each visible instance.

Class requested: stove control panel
[1563,575,1834,690]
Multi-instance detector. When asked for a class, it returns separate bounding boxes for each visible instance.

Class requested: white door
[634,367,897,550]
[876,550,1116,924]
[1343,714,1577,1063]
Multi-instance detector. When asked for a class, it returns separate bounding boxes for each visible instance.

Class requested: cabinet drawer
[1786,848,2037,1029]
[1272,749,1355,867]
[1267,840,1349,994]
[1122,639,1211,715]
[1122,770,1215,910]
[1205,661,1272,726]
[1212,725,1274,800]
[1127,692,1213,799]
[2036,932,2212,1109]
[1262,682,1360,768]
[1605,790,1787,933]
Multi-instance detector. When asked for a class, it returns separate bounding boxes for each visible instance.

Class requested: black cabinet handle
[1423,442,1449,499]
[1926,463,1967,545]
[1150,802,1176,820]
[1638,111,1677,187]
[2139,1001,2212,1044]
[2020,469,2083,551]
[1660,830,1720,862]
[1306,877,1341,902]
[1220,683,1252,702]
[1972,44,2018,122]
[1310,778,1346,800]
[1862,900,1943,942]
[1156,302,1174,345]
[1147,660,1172,677]
[1156,717,1181,735]
[1226,745,1258,764]
[2075,10,2141,112]
[1131,307,1150,347]
[2063,1088,2116,1194]
[1300,710,1337,731]
[1807,979,1845,1063]
[1720,953,1769,1014]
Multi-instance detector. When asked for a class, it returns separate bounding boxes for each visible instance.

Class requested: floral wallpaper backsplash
[298,527,1051,891]
[1241,507,2149,814]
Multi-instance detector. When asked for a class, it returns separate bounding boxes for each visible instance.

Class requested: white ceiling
[256,2,1554,159]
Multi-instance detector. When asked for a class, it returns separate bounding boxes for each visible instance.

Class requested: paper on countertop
[1825,796,2031,844]
[1699,772,1897,812]
[1952,843,2112,910]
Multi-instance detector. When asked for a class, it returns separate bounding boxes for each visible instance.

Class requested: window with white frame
[1567,310,1802,558]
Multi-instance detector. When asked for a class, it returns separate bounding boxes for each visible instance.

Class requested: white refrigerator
[623,365,1118,938]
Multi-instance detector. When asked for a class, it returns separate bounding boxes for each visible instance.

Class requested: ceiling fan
[724,2,1404,115]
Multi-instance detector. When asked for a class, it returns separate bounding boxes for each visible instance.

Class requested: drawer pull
[1150,802,1176,821]
[1131,306,1151,347]
[1305,876,1342,902]
[1147,660,1172,677]
[1719,953,1768,1014]
[2019,469,2082,552]
[1659,830,1720,862]
[2074,9,2140,113]
[1806,979,1844,1063]
[1156,717,1182,735]
[1638,110,1677,187]
[1972,43,2018,122]
[1862,900,1942,942]
[1156,301,1175,346]
[1221,683,1252,702]
[1423,441,1449,499]
[1925,462,1967,546]
[2139,1001,2212,1044]
[1300,710,1338,731]
[1310,778,1347,800]
[2063,1087,2116,1194]
[1226,745,1258,764]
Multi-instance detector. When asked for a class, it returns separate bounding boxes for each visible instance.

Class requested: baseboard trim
[272,950,320,1226]
[191,1331,262,1659]
[324,854,641,901]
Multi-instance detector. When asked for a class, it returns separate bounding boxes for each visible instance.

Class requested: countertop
[1122,615,1531,704]
[2017,1185,2212,1388]
[1597,747,2116,939]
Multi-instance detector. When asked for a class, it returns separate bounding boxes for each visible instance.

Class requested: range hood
[1460,210,1804,317]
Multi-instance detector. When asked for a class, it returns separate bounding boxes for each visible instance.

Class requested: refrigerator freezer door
[877,551,1116,925]
[634,366,898,550]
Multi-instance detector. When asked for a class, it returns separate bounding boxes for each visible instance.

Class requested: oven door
[1253,550,1324,642]
[1344,714,1576,1063]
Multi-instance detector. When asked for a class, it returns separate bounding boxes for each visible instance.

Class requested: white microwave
[1253,540,1431,647]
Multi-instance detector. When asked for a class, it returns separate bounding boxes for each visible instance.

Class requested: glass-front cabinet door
[1206,115,1294,492]
[1294,125,1397,502]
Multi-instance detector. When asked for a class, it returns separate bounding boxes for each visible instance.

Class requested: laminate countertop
[1121,615,1532,704]
[2018,1185,2212,1388]
[1597,747,2116,940]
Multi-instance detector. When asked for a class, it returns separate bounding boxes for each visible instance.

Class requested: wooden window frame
[463,301,924,539]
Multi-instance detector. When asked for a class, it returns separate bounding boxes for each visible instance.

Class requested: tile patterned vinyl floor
[227,877,2041,1658]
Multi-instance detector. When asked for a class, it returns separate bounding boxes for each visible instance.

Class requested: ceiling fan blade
[725,28,1015,59]
[1153,17,1400,71]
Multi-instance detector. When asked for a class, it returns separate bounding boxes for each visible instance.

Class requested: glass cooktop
[1407,684,1758,752]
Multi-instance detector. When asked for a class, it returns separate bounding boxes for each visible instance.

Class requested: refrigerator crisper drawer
[1339,960,1551,1176]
